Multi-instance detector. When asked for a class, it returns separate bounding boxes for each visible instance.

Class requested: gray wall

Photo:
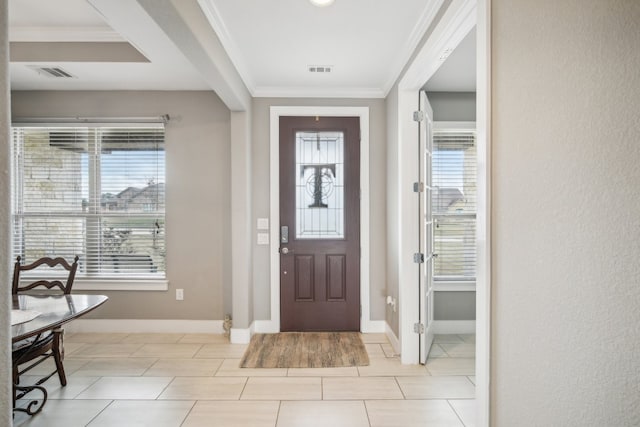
[492,0,640,425]
[250,97,387,322]
[434,291,475,321]
[11,91,232,320]
[426,91,476,122]
[384,86,400,336]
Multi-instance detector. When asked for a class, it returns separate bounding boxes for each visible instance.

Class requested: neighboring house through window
[11,124,166,283]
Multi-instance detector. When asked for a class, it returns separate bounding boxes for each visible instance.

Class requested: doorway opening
[263,106,378,334]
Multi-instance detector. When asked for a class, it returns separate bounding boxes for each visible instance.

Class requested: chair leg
[52,329,67,387]
[12,365,18,409]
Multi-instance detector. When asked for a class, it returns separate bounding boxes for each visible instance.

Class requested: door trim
[395,0,490,425]
[264,106,373,333]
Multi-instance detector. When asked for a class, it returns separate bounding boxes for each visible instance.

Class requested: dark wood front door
[279,116,360,331]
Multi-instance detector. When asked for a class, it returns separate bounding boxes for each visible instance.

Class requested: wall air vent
[29,66,76,78]
[308,65,332,73]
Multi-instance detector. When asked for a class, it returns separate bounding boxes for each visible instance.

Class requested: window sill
[72,279,169,291]
[433,281,476,292]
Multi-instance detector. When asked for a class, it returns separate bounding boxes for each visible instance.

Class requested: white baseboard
[65,319,224,334]
[230,322,255,344]
[385,322,401,356]
[433,320,476,335]
[362,320,386,334]
[253,320,279,334]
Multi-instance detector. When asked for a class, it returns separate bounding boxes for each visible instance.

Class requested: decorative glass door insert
[295,131,344,239]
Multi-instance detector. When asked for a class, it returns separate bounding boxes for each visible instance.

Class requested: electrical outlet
[176,289,184,300]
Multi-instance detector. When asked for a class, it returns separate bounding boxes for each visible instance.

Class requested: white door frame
[396,0,490,425]
[260,106,377,334]
[397,0,476,363]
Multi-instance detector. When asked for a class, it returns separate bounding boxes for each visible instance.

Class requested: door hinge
[413,252,424,263]
[413,182,424,193]
[414,323,425,334]
[413,110,425,122]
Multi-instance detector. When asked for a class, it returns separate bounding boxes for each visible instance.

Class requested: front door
[279,116,360,331]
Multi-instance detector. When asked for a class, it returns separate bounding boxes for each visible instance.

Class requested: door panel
[327,255,346,301]
[419,91,435,363]
[280,116,360,332]
[295,255,314,301]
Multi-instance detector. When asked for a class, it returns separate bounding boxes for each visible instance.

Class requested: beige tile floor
[13,333,476,427]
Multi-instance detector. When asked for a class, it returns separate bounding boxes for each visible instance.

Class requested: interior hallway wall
[10,91,232,321]
[492,0,640,424]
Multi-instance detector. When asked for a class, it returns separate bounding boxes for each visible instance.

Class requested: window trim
[73,279,169,291]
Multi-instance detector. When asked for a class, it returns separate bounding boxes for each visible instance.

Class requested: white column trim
[476,0,492,425]
[0,2,12,422]
[268,106,371,333]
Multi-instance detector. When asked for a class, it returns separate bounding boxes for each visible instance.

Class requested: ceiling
[8,0,210,91]
[424,27,476,92]
[8,0,474,96]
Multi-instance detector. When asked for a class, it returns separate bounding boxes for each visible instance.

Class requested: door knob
[281,247,290,254]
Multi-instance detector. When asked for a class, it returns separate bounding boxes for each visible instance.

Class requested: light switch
[257,218,269,230]
[257,233,269,245]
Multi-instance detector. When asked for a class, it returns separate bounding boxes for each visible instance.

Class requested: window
[432,125,476,281]
[11,124,166,283]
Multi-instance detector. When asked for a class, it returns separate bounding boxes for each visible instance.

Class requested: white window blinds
[432,129,476,280]
[11,124,166,279]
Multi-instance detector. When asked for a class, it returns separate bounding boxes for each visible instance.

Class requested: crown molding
[382,0,446,96]
[253,85,386,99]
[400,0,477,91]
[9,26,125,42]
[197,0,256,95]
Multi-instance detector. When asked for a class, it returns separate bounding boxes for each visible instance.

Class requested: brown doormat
[239,332,370,368]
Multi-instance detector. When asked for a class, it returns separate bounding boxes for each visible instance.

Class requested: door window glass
[295,131,344,239]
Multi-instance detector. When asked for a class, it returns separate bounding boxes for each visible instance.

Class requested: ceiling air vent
[308,65,332,73]
[29,66,76,78]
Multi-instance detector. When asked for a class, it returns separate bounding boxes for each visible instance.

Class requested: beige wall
[384,84,400,336]
[11,91,232,320]
[250,97,387,322]
[492,0,640,425]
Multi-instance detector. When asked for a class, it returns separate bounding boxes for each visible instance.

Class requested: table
[11,294,108,415]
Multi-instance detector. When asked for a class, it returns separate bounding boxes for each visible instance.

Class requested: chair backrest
[12,255,80,295]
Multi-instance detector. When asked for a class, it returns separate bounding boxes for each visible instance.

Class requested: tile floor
[13,333,476,427]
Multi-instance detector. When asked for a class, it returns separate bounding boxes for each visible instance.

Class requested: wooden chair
[12,256,80,394]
